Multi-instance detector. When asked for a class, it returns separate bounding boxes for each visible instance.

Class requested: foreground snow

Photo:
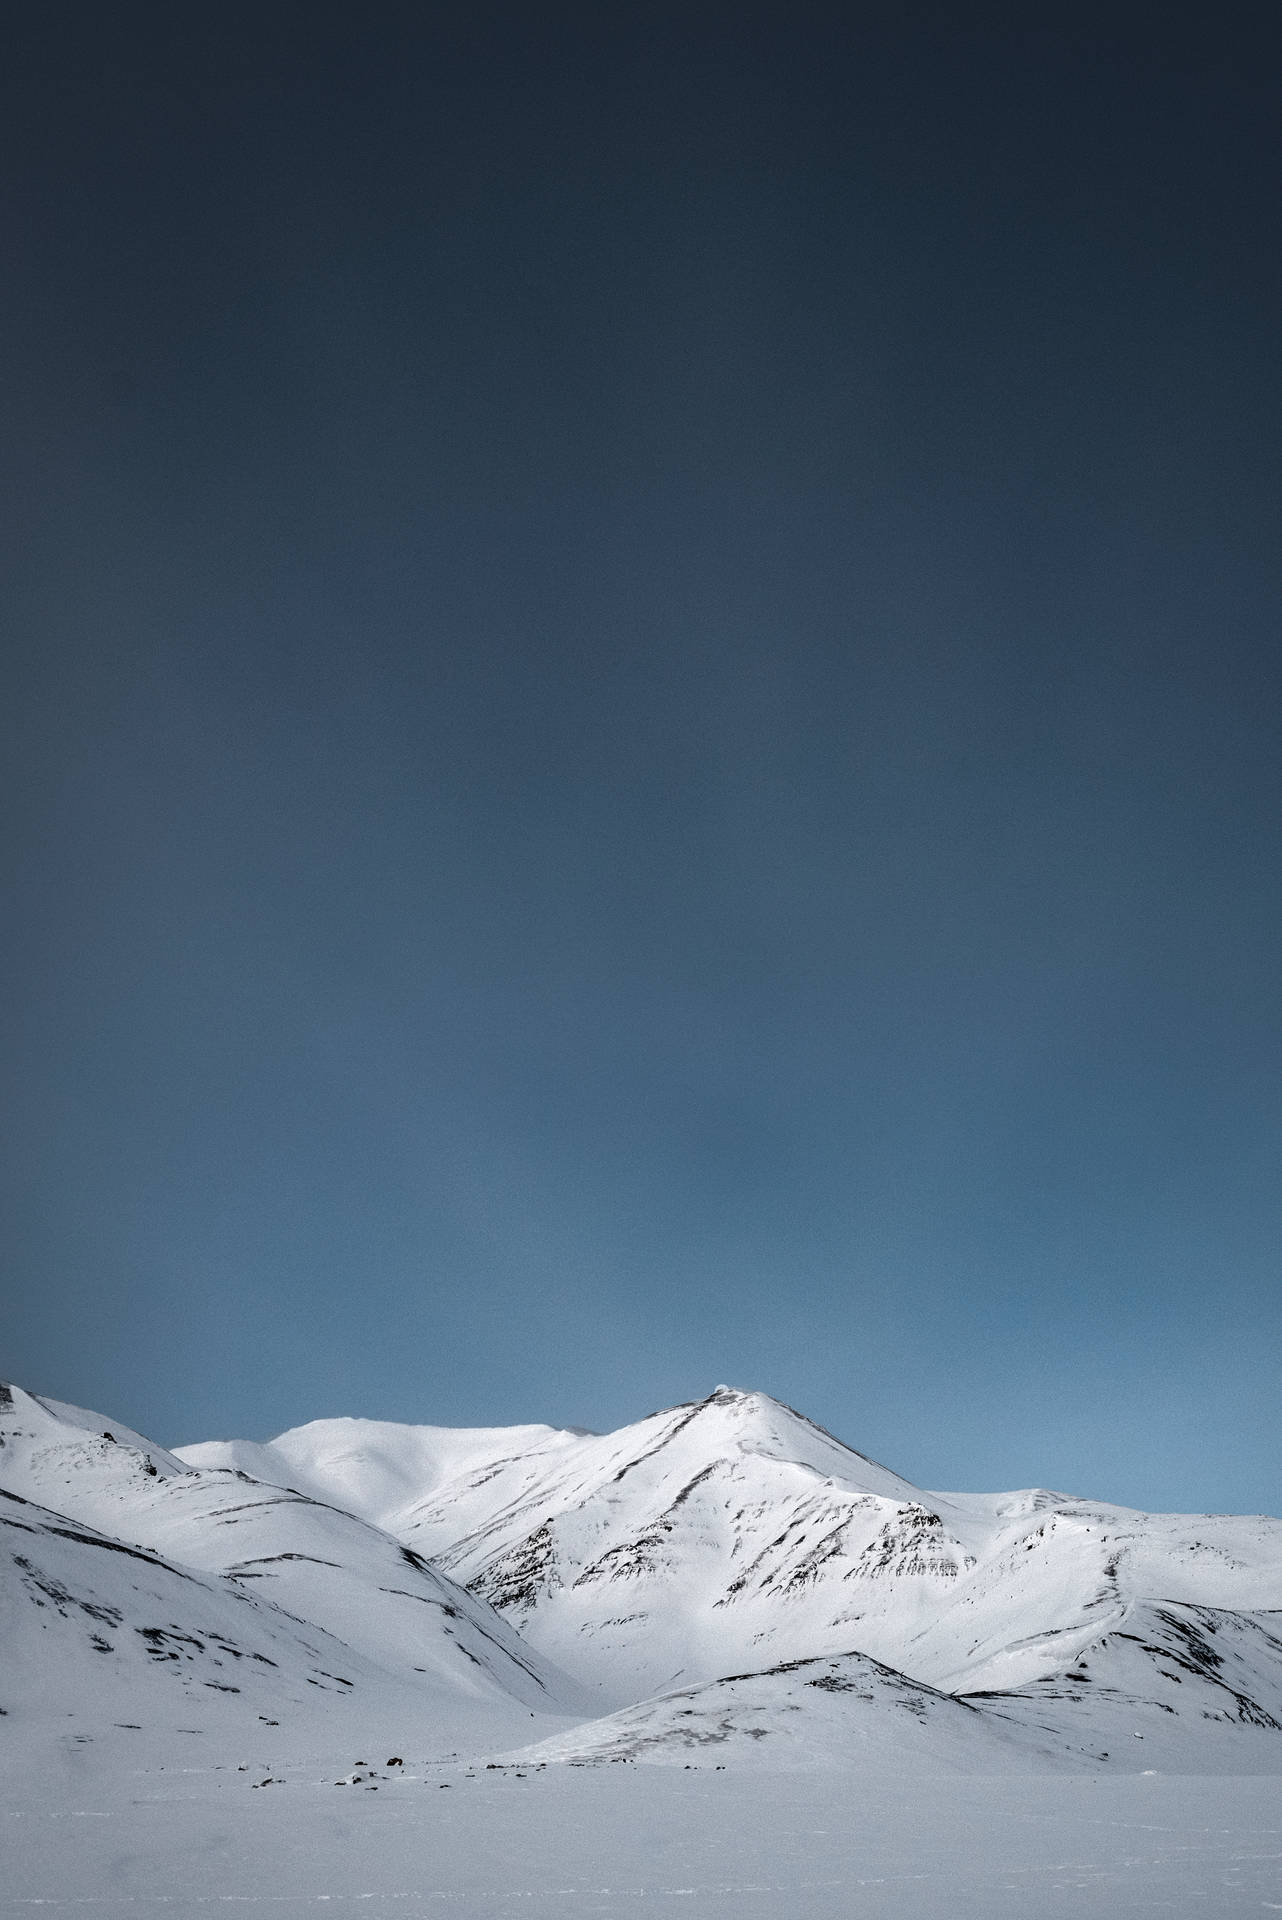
[3,1753,1280,1917]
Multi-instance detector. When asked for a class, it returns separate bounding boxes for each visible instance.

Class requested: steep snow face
[0,1385,587,1733]
[181,1387,921,1544]
[422,1388,978,1702]
[181,1386,954,1704]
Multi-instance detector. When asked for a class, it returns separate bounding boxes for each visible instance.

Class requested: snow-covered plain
[4,1379,1281,1915]
[5,1759,1282,1918]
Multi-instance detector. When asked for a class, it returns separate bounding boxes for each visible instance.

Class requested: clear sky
[4,4,1280,1515]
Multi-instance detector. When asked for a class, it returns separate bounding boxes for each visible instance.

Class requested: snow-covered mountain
[964,1598,1282,1771]
[6,1378,1282,1776]
[185,1384,1282,1713]
[0,1383,587,1762]
[501,1606,1282,1778]
[1,1482,411,1767]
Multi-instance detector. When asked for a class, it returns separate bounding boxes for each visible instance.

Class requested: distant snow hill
[4,1380,1281,1774]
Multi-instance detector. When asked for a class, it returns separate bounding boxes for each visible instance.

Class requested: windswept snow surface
[3,1760,1281,1918]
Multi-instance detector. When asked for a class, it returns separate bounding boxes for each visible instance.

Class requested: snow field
[3,1761,1280,1917]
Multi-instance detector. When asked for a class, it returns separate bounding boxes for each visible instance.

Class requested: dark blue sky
[4,4,1280,1512]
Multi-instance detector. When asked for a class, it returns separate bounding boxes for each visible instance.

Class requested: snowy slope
[0,1483,443,1769]
[502,1612,1282,1778]
[189,1385,1282,1710]
[500,1646,1074,1773]
[963,1598,1282,1771]
[0,1384,587,1748]
[181,1414,584,1532]
[6,1382,1282,1920]
[187,1387,954,1704]
[14,1377,1282,1779]
[2,1481,370,1718]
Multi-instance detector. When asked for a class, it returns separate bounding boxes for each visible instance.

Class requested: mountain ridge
[5,1377,1282,1775]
